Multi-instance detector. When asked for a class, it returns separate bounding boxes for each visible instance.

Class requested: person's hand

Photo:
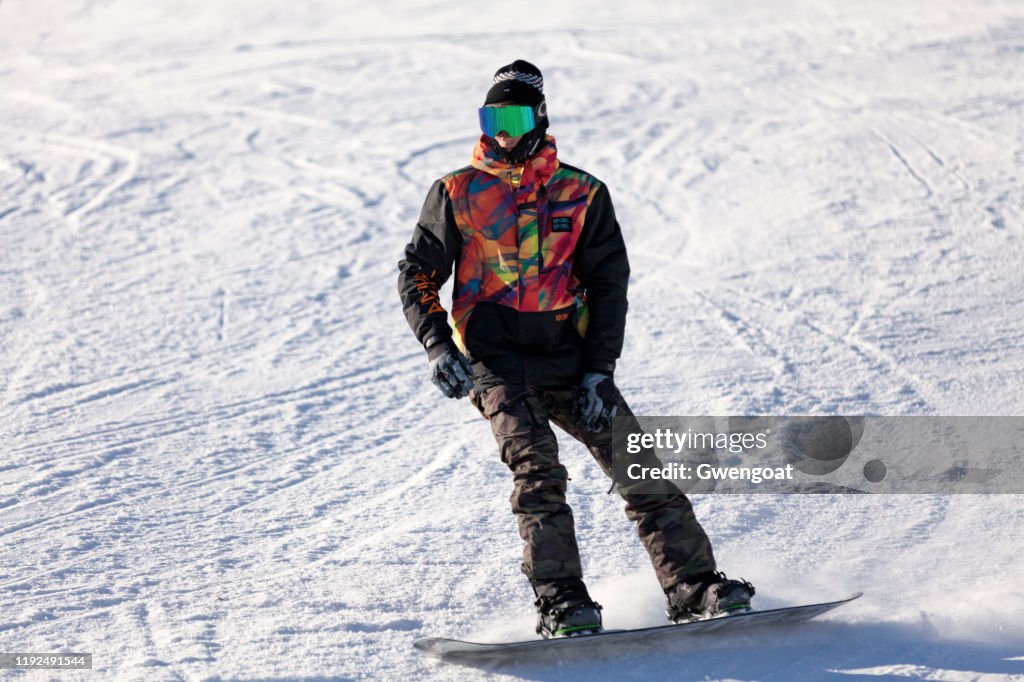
[428,342,474,399]
[574,372,618,432]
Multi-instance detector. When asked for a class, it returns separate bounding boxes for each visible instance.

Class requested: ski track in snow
[2,1,1024,680]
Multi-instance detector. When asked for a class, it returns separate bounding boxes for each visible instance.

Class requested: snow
[1,0,1023,679]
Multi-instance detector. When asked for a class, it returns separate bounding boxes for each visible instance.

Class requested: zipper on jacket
[508,166,524,310]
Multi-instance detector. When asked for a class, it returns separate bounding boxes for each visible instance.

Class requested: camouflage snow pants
[473,383,717,592]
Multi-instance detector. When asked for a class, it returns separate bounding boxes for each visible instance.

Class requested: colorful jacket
[398,135,629,389]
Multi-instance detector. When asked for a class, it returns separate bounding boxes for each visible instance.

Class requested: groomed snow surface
[2,1,1023,680]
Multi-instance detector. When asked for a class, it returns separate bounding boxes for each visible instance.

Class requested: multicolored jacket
[398,135,629,389]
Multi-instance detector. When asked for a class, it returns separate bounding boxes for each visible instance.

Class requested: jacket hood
[470,134,559,190]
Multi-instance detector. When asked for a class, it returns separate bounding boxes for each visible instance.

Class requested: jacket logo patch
[555,312,570,321]
[551,216,572,233]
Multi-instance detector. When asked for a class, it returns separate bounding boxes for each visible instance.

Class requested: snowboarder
[398,60,754,638]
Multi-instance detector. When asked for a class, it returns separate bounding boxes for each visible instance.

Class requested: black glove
[427,339,474,399]
[574,372,618,432]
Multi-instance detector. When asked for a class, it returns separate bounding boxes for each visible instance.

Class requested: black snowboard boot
[532,577,603,639]
[666,571,755,623]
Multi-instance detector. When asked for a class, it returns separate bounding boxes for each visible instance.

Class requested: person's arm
[397,180,463,359]
[573,183,629,375]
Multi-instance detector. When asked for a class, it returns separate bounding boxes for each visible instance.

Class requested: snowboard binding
[666,571,755,623]
[533,577,604,639]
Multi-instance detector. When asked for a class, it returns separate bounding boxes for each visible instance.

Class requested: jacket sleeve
[397,180,463,358]
[574,183,630,375]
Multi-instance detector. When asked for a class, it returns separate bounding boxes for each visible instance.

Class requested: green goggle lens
[478,105,536,138]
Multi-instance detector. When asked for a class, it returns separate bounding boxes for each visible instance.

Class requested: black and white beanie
[484,60,545,107]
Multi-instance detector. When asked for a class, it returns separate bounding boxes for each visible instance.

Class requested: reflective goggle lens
[478,105,536,138]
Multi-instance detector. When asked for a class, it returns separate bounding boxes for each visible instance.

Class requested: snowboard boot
[532,577,603,639]
[666,571,755,623]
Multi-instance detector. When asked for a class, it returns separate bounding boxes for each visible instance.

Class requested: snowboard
[414,592,861,661]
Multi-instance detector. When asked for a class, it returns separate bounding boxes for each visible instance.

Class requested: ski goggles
[478,104,536,138]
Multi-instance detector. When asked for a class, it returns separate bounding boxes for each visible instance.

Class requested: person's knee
[502,436,560,470]
[624,492,696,516]
[510,465,572,512]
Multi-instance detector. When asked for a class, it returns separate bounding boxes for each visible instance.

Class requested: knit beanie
[484,60,545,107]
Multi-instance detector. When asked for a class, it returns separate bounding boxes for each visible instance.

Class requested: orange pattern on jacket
[441,135,597,347]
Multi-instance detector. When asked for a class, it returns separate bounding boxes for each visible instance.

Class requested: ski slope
[2,1,1023,679]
